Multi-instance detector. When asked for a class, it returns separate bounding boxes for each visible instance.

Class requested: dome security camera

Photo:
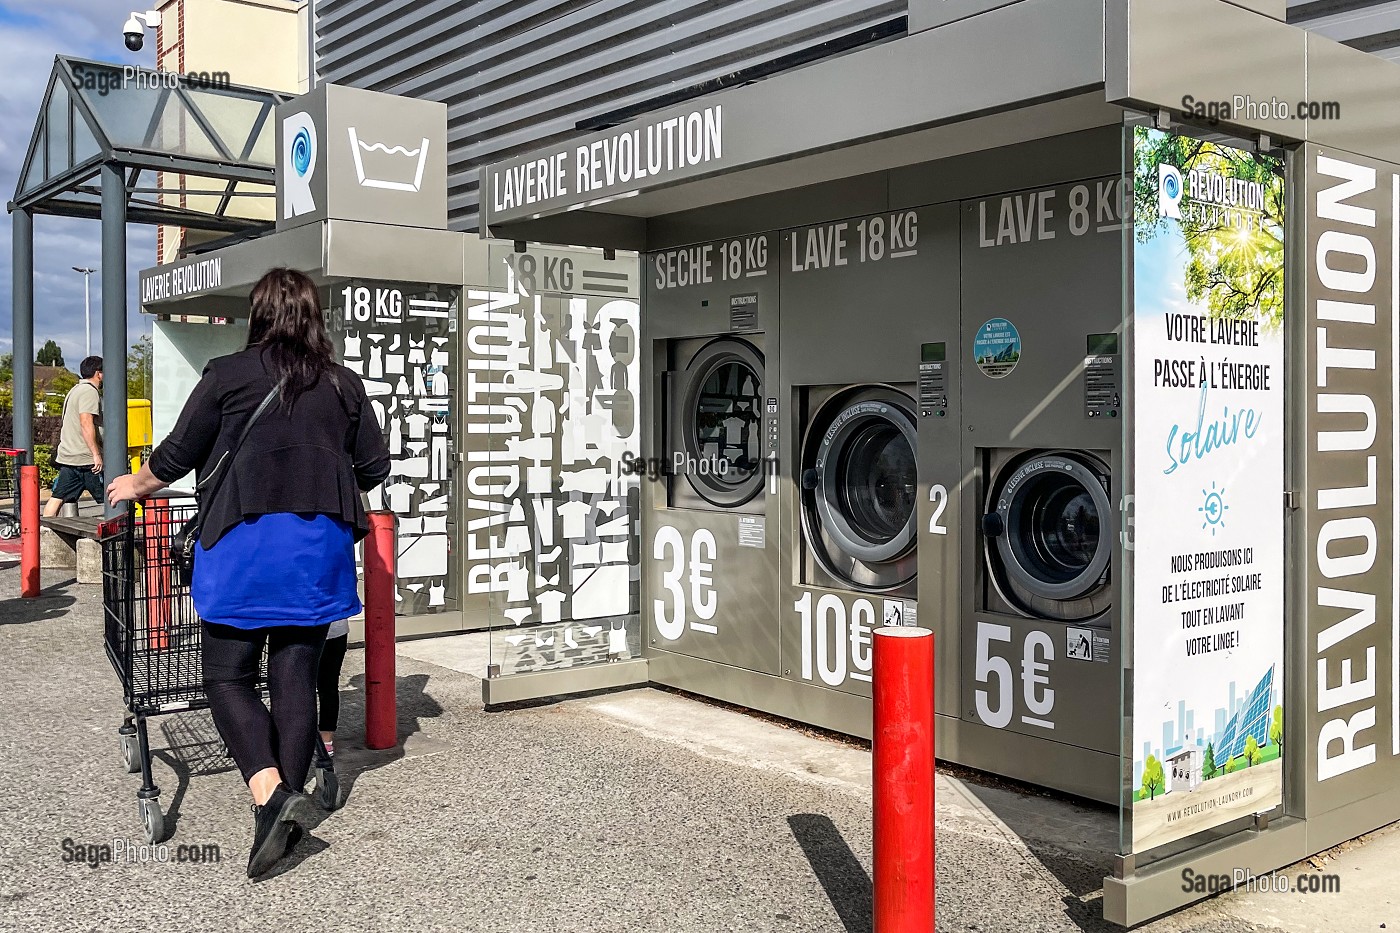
[123,15,145,52]
[123,11,160,53]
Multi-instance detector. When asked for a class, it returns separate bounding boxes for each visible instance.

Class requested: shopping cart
[101,497,341,844]
[0,448,22,539]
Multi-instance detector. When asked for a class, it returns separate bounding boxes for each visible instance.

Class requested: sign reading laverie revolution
[489,104,724,219]
[1130,128,1285,852]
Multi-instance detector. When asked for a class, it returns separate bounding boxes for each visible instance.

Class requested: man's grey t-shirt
[56,381,102,467]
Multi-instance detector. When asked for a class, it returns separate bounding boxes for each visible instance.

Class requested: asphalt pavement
[0,564,1393,933]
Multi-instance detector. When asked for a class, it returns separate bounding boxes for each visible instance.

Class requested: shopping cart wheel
[0,520,16,539]
[120,733,141,774]
[139,798,169,844]
[315,765,342,811]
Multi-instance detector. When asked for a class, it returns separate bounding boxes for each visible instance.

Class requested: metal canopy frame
[7,57,294,516]
[10,56,291,233]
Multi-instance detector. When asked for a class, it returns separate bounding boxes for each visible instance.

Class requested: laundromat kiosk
[139,83,641,642]
[478,0,1400,924]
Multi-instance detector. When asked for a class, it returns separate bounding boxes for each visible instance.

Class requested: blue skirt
[192,513,361,629]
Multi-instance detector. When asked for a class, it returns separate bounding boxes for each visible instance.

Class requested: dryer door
[670,337,765,509]
[802,386,918,592]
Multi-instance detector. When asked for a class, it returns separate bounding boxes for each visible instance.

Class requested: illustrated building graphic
[1214,665,1275,763]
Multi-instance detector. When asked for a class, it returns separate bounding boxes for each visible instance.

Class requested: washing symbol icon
[1199,482,1228,534]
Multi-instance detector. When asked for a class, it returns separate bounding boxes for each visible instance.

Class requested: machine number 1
[973,622,1056,730]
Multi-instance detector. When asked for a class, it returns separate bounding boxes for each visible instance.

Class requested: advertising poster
[1130,127,1285,851]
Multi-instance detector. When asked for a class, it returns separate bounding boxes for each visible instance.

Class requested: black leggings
[202,622,330,787]
[318,634,349,733]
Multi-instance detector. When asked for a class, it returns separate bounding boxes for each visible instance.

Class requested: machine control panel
[919,342,949,417]
[766,397,779,451]
[1083,333,1120,419]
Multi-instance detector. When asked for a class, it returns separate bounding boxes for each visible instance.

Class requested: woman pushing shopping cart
[106,267,391,878]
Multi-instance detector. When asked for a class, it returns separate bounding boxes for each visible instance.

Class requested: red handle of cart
[141,499,172,650]
[872,626,935,933]
[363,511,397,750]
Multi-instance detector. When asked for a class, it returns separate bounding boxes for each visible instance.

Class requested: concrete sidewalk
[0,567,1392,932]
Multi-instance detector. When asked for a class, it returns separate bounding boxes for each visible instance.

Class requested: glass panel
[72,108,100,165]
[481,245,644,676]
[45,83,71,178]
[146,92,225,160]
[183,88,268,162]
[76,64,162,147]
[330,281,461,619]
[1121,115,1288,863]
[247,111,276,166]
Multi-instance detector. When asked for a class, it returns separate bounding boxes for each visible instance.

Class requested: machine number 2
[653,527,718,640]
[973,622,1055,730]
[928,484,949,535]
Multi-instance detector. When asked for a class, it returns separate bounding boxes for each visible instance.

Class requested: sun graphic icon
[1199,482,1228,534]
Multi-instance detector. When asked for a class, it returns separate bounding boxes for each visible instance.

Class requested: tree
[1203,742,1217,780]
[1133,129,1285,329]
[1141,755,1165,800]
[36,340,65,368]
[1269,705,1284,750]
[0,352,12,380]
[127,334,152,400]
[42,370,78,416]
[1244,735,1261,768]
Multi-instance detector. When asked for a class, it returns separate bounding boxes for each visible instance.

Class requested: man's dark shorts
[52,464,104,503]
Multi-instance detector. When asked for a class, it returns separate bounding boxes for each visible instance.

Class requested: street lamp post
[72,266,96,358]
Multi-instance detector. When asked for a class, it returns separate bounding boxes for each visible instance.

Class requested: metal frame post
[100,162,128,516]
[11,209,34,460]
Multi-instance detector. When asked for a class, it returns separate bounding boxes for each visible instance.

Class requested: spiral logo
[1158,164,1184,219]
[291,127,313,176]
[281,111,318,219]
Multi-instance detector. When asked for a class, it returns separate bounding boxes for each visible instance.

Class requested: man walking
[44,356,104,517]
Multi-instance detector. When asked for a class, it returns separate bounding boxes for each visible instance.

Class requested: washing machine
[779,204,958,704]
[797,383,919,596]
[641,234,782,674]
[981,447,1114,623]
[953,175,1126,799]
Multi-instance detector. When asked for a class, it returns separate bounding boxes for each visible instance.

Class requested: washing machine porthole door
[993,454,1112,602]
[813,400,918,564]
[679,339,765,508]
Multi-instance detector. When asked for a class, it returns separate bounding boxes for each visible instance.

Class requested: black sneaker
[247,784,311,878]
[284,823,305,857]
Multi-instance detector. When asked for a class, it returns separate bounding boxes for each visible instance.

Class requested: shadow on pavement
[301,671,445,820]
[958,776,1119,932]
[788,813,872,933]
[0,579,77,625]
[151,711,242,838]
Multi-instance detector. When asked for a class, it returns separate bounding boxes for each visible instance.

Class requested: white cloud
[0,0,156,361]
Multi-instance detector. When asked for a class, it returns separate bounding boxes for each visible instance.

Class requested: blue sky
[0,0,156,366]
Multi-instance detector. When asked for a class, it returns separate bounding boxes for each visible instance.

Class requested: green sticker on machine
[973,317,1021,378]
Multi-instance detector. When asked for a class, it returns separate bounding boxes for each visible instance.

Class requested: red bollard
[20,465,40,598]
[363,511,397,750]
[872,626,935,933]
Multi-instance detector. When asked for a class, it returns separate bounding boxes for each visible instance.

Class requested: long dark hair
[246,267,336,406]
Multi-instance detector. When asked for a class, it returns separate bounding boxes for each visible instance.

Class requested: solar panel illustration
[1216,666,1275,762]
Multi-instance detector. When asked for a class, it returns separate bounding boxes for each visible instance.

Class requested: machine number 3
[653,527,719,640]
[973,622,1055,730]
